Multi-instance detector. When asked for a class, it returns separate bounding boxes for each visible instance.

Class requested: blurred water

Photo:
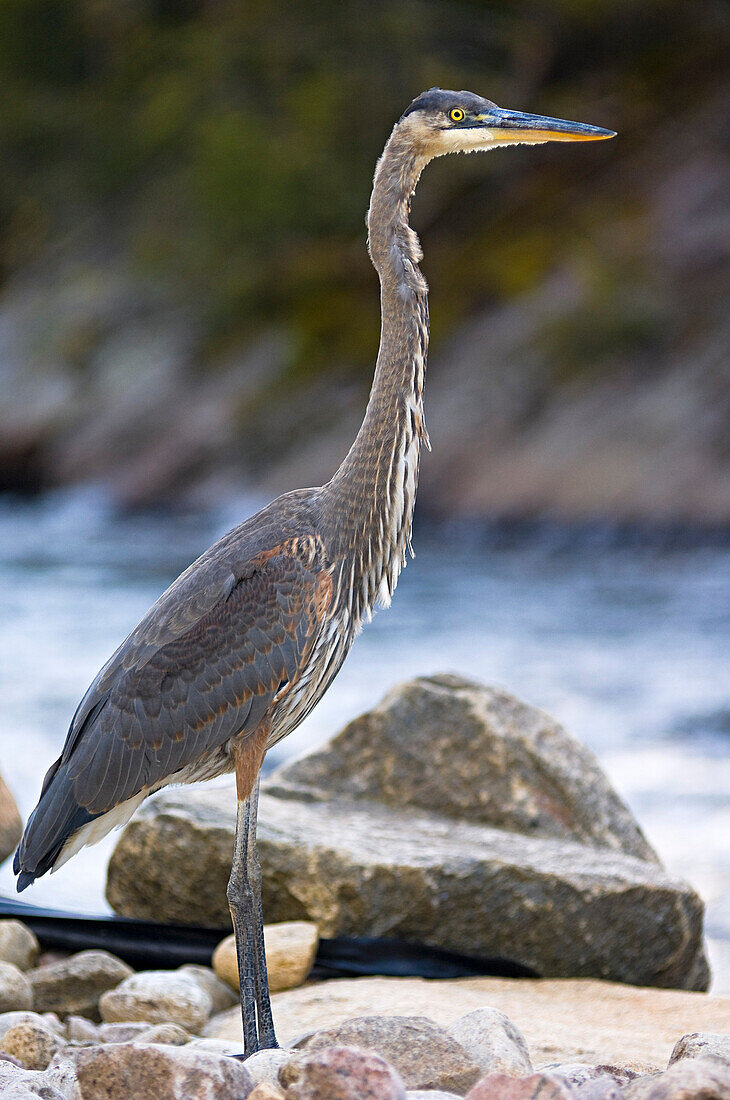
[0,490,728,987]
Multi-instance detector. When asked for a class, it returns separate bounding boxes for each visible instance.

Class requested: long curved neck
[324,127,431,622]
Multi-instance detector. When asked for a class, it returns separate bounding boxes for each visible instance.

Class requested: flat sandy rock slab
[205,976,730,1072]
[75,1042,255,1099]
[110,785,706,990]
[294,1014,481,1093]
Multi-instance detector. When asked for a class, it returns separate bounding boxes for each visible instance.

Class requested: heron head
[399,88,615,158]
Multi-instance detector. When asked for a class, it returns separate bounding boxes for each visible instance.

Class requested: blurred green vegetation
[0,0,727,381]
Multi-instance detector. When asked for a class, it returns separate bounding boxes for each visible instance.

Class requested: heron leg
[227,793,259,1056]
[246,776,279,1049]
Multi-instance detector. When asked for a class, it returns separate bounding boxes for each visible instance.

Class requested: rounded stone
[213,922,318,995]
[466,1072,576,1099]
[0,963,33,1014]
[448,1007,532,1075]
[178,964,238,1014]
[28,950,133,1019]
[75,1042,254,1100]
[282,1045,407,1100]
[669,1032,730,1067]
[99,970,213,1032]
[0,1020,63,1070]
[295,1015,481,1093]
[0,922,40,973]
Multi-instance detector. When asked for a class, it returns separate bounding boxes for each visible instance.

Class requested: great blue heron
[15,88,613,1055]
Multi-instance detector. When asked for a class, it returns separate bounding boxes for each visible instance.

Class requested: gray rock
[575,1080,622,1100]
[27,951,133,1020]
[186,1037,246,1057]
[105,677,708,991]
[0,923,40,972]
[0,963,33,1013]
[0,772,22,868]
[134,1023,190,1045]
[268,676,658,861]
[96,1021,153,1043]
[448,1007,532,1075]
[0,1020,63,1070]
[243,1047,293,1085]
[623,1058,730,1097]
[540,1064,639,1088]
[99,970,213,1032]
[0,1013,64,1041]
[282,1045,406,1100]
[295,1015,481,1093]
[44,1055,82,1100]
[75,1042,255,1099]
[0,1058,70,1100]
[406,1093,462,1100]
[179,964,238,1015]
[112,784,707,989]
[466,1072,577,1098]
[669,1032,730,1067]
[65,1016,99,1042]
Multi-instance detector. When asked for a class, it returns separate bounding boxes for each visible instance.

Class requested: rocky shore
[0,914,729,1098]
[107,676,709,991]
[1,676,727,1097]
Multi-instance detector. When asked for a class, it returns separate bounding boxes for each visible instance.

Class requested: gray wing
[15,540,332,886]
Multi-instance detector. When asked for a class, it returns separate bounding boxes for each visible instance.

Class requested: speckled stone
[295,1014,481,1093]
[99,970,212,1032]
[0,922,40,972]
[0,1019,63,1070]
[28,950,133,1020]
[0,963,33,1014]
[75,1042,255,1099]
[282,1045,406,1100]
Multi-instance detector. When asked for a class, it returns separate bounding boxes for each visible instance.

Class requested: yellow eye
[449,107,465,123]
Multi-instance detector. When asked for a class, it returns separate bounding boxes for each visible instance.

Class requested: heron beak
[482,107,616,144]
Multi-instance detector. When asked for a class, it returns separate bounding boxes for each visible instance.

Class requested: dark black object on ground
[0,894,538,979]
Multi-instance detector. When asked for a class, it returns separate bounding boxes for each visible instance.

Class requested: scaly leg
[227,793,259,1055]
[245,776,278,1049]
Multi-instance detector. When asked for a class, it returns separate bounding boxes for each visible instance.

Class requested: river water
[0,489,728,987]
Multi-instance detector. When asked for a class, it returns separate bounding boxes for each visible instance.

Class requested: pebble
[282,1045,407,1100]
[0,962,33,1014]
[179,963,238,1014]
[248,1084,285,1100]
[540,1064,639,1089]
[99,969,213,1032]
[466,1071,577,1099]
[28,950,133,1019]
[213,921,319,994]
[668,1031,730,1067]
[448,1006,532,1075]
[0,922,40,972]
[295,1013,481,1093]
[75,1042,254,1100]
[0,1019,63,1070]
[134,1023,190,1045]
[243,1046,293,1085]
[623,1057,730,1098]
[0,1011,64,1041]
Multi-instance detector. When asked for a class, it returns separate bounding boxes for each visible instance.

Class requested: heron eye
[449,107,465,123]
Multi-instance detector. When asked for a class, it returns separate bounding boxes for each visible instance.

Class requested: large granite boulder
[107,675,709,990]
[266,675,658,862]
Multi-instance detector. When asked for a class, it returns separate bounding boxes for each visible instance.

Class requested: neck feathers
[325,125,432,625]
